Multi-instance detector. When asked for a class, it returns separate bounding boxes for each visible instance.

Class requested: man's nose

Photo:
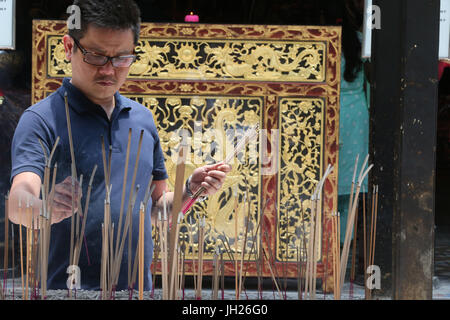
[98,60,115,75]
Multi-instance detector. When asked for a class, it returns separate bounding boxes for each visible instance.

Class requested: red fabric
[439,61,450,80]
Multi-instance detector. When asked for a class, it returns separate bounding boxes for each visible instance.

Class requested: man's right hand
[9,172,81,227]
[50,176,81,224]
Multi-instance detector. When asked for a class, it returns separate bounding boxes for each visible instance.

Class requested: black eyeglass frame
[71,36,137,68]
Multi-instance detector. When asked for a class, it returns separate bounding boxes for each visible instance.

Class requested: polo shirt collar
[60,77,131,117]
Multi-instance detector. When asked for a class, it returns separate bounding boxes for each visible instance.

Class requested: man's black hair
[69,0,141,46]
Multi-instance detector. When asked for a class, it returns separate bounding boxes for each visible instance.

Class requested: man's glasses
[72,37,137,68]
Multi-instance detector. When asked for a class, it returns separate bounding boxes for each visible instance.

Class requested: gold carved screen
[32,21,341,281]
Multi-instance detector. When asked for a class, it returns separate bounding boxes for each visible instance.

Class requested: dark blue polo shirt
[11,78,168,290]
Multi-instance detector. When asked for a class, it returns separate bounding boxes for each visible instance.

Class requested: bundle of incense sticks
[73,165,98,268]
[182,124,260,215]
[349,155,360,290]
[167,143,187,300]
[156,211,165,299]
[37,136,60,299]
[195,216,205,300]
[128,181,155,296]
[239,203,264,298]
[304,164,333,300]
[365,184,379,299]
[100,188,112,299]
[238,190,252,300]
[3,193,9,298]
[64,93,79,296]
[169,212,184,300]
[257,200,268,300]
[21,197,33,300]
[1,194,8,300]
[211,247,220,300]
[339,155,373,294]
[298,202,308,299]
[96,129,148,298]
[157,205,169,300]
[186,216,196,294]
[233,186,239,299]
[331,211,341,299]
[258,213,283,300]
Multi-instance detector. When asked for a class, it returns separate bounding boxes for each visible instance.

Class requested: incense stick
[167,142,187,299]
[362,187,368,299]
[126,131,144,287]
[238,192,251,300]
[188,216,197,296]
[169,212,184,300]
[162,204,169,299]
[115,128,132,265]
[196,216,205,300]
[240,209,263,297]
[368,185,379,299]
[19,197,24,299]
[138,202,145,300]
[11,223,15,300]
[262,225,283,300]
[262,247,283,300]
[211,248,220,300]
[64,93,78,288]
[3,194,9,297]
[233,186,239,299]
[74,165,97,267]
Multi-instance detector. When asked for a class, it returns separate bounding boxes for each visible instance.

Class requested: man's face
[63,25,135,104]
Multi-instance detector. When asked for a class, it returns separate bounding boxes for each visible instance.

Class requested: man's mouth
[96,80,116,87]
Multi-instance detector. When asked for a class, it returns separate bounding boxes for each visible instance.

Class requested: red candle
[185,12,199,23]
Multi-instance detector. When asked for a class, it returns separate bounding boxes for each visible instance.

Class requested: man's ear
[63,35,74,61]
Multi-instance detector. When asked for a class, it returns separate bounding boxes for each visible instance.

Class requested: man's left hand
[189,163,232,197]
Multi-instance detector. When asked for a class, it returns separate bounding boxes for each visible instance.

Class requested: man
[9,0,230,290]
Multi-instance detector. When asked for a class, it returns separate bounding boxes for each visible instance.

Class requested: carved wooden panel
[32,20,341,281]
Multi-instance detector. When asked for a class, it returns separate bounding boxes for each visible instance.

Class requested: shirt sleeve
[10,110,54,183]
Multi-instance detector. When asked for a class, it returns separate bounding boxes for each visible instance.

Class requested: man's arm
[9,172,80,228]
[8,172,42,228]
